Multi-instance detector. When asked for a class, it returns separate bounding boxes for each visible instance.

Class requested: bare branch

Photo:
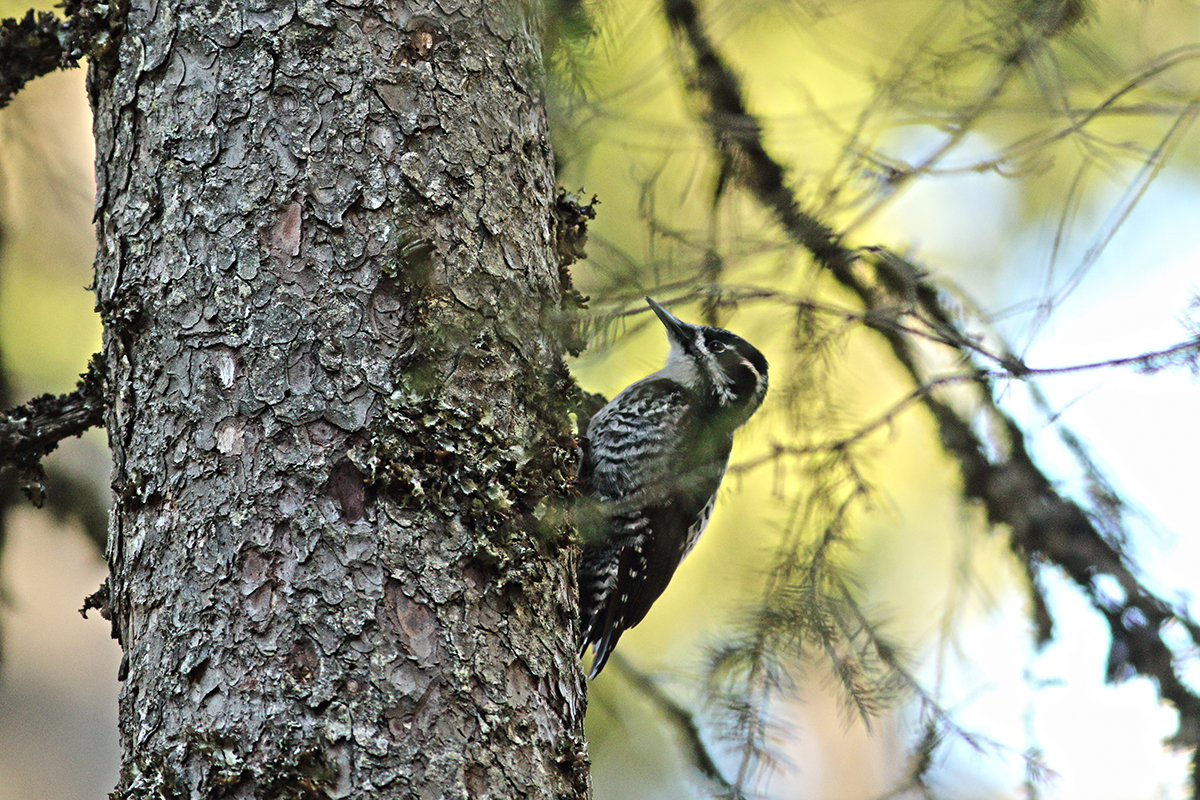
[729,331,1200,475]
[0,11,68,109]
[0,0,122,110]
[926,45,1200,179]
[612,653,743,799]
[0,356,105,473]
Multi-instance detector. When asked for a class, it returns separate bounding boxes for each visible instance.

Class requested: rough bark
[88,1,589,798]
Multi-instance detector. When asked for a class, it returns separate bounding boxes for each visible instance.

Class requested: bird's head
[647,296,768,425]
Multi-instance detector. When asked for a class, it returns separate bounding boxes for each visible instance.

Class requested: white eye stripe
[739,356,760,377]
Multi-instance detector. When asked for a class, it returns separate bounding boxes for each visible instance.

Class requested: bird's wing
[578,379,732,676]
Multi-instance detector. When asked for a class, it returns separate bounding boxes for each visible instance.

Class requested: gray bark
[89,1,589,798]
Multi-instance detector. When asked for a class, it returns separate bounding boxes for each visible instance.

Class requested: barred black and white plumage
[578,297,768,678]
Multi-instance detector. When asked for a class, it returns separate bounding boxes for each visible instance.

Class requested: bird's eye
[709,341,727,353]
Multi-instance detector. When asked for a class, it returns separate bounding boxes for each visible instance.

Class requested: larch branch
[661,0,1200,784]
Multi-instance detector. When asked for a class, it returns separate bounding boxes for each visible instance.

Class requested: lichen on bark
[89,1,590,798]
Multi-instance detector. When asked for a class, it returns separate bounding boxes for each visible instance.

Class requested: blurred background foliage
[0,0,118,796]
[552,0,1200,798]
[0,0,1198,798]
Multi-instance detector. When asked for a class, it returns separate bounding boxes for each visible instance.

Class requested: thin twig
[613,653,744,798]
[661,0,1200,793]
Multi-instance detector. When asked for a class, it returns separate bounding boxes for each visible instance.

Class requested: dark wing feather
[578,378,732,677]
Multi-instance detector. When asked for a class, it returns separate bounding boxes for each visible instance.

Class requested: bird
[577,297,768,678]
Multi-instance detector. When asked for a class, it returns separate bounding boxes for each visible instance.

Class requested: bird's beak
[645,297,696,347]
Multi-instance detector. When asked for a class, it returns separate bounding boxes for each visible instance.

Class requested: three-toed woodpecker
[578,297,768,677]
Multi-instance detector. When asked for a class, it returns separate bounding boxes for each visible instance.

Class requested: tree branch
[0,355,105,472]
[727,330,1200,475]
[0,0,122,110]
[612,653,744,798]
[661,0,1200,790]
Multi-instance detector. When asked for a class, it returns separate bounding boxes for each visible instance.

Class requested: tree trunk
[88,1,589,797]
